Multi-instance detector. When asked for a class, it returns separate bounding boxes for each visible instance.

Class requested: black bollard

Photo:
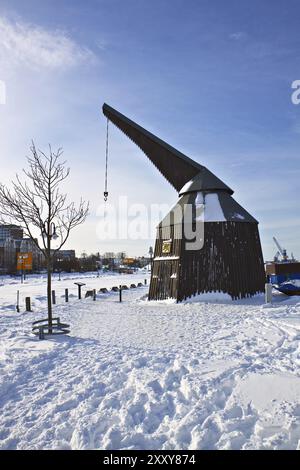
[65,288,69,302]
[93,289,96,301]
[52,290,56,305]
[38,326,45,340]
[25,297,31,312]
[16,290,20,313]
[119,285,122,302]
[144,279,147,285]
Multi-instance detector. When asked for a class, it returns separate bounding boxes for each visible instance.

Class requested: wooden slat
[149,221,265,301]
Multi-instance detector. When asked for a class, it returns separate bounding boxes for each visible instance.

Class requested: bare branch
[0,141,89,261]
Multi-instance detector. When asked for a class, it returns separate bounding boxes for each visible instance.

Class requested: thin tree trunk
[47,232,52,333]
[47,175,52,333]
[47,260,52,332]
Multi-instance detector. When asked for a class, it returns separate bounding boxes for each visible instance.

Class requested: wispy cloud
[229,31,247,41]
[0,16,96,70]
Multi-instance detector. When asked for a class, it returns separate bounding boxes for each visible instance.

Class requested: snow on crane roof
[159,191,257,227]
[196,192,226,222]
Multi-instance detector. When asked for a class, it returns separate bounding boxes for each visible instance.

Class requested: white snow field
[0,272,300,450]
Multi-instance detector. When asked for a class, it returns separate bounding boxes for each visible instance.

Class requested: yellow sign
[162,240,172,254]
[123,257,135,265]
[17,252,33,270]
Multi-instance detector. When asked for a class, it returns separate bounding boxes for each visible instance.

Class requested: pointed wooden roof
[102,103,234,195]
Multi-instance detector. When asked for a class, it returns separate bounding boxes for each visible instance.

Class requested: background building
[0,224,45,273]
[19,238,44,272]
[0,225,23,241]
[0,237,17,273]
[52,249,78,273]
[0,225,24,273]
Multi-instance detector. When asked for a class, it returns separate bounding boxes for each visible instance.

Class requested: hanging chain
[104,117,109,202]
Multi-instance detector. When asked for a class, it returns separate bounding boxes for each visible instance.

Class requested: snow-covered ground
[0,273,300,450]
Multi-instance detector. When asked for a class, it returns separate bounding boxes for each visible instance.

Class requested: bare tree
[0,142,89,330]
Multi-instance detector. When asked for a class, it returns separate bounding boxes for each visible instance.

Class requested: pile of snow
[0,275,300,450]
[282,279,300,287]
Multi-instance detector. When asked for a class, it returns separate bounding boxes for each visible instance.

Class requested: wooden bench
[32,317,70,340]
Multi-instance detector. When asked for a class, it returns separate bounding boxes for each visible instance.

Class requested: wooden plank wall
[178,222,265,301]
[148,224,182,300]
[148,221,266,301]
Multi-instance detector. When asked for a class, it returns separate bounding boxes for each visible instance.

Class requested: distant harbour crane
[272,237,295,262]
[273,237,288,262]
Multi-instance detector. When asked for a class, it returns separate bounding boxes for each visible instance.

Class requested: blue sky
[0,0,299,258]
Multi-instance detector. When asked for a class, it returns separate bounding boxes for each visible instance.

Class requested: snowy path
[0,279,300,449]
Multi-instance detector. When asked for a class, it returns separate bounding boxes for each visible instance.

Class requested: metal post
[65,288,69,302]
[38,326,45,340]
[265,283,272,304]
[93,289,96,301]
[78,285,82,300]
[144,279,147,285]
[119,285,122,302]
[16,290,20,313]
[25,297,31,312]
[52,290,56,305]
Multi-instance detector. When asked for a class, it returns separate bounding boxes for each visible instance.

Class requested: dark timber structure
[102,103,265,301]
